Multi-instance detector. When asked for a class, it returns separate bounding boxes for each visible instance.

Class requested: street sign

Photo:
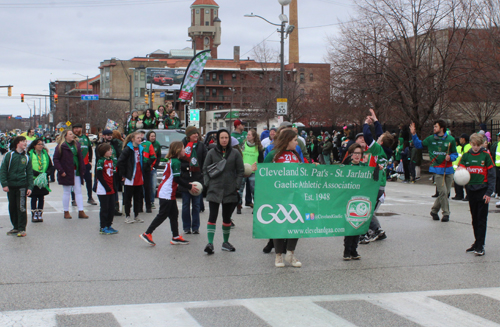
[85,123,90,130]
[190,109,200,121]
[81,94,99,101]
[59,128,64,132]
[277,98,288,116]
[160,92,165,97]
[66,121,71,127]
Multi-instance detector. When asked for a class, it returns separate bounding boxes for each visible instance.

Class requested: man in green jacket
[0,136,33,237]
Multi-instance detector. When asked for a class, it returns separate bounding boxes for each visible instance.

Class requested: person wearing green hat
[27,138,53,222]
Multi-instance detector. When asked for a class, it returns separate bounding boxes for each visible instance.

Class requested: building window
[310,73,314,81]
[205,89,210,96]
[212,73,217,81]
[220,122,224,128]
[214,10,217,16]
[140,72,145,81]
[205,21,209,26]
[212,89,217,96]
[134,71,138,81]
[232,73,237,80]
[196,9,199,14]
[206,73,210,81]
[206,10,209,14]
[213,122,217,130]
[134,88,139,97]
[140,88,146,97]
[300,73,305,83]
[105,71,110,81]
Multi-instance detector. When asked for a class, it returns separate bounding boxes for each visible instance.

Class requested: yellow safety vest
[453,144,472,169]
[495,143,500,167]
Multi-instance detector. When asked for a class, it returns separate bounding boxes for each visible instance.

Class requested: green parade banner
[253,163,380,239]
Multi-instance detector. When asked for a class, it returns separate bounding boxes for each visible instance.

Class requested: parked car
[137,129,185,186]
[153,74,174,86]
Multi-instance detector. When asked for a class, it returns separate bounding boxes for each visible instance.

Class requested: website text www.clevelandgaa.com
[288,227,345,235]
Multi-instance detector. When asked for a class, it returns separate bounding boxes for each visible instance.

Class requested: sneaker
[263,240,274,253]
[375,230,387,241]
[107,227,118,234]
[192,230,200,234]
[431,194,439,198]
[134,217,144,223]
[140,233,155,246]
[351,251,361,260]
[359,234,371,244]
[171,235,189,245]
[72,200,77,206]
[204,243,214,255]
[222,242,236,252]
[124,217,135,224]
[496,200,500,208]
[6,229,19,236]
[275,254,285,268]
[114,210,123,216]
[430,212,440,221]
[151,203,156,209]
[474,247,485,256]
[230,220,235,229]
[466,244,476,253]
[452,196,463,200]
[17,231,26,237]
[441,215,449,222]
[343,251,352,261]
[462,197,469,202]
[184,229,192,234]
[285,251,302,267]
[88,198,97,205]
[101,227,113,235]
[99,228,106,235]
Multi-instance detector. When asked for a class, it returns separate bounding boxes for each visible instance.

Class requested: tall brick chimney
[234,46,240,63]
[289,0,299,64]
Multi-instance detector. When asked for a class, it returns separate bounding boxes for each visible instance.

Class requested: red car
[153,74,174,86]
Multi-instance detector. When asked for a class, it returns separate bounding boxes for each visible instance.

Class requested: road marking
[1,287,499,327]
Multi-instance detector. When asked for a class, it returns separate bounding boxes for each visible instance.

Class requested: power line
[241,31,278,58]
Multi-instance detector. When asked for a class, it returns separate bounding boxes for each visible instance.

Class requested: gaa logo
[257,204,305,224]
[346,196,372,229]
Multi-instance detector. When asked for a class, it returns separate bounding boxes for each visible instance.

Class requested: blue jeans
[150,168,157,204]
[181,191,201,232]
[238,173,255,205]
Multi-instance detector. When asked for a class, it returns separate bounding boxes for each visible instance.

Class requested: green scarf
[187,141,199,171]
[66,141,80,176]
[30,149,49,173]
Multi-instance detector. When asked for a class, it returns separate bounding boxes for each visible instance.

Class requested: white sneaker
[275,254,285,268]
[285,251,302,268]
[134,217,144,223]
[496,201,500,208]
[124,217,135,224]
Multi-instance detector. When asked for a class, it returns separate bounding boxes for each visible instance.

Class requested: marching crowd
[1,107,496,267]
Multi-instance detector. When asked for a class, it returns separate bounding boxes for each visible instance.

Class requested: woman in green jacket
[27,138,54,222]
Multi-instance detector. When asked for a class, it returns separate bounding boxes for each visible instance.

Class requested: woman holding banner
[263,129,302,268]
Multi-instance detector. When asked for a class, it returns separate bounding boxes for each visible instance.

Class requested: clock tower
[188,0,221,59]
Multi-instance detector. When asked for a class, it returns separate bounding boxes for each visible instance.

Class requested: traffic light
[8,116,11,119]
[152,92,155,104]
[7,86,12,97]
[21,93,24,102]
[54,94,58,104]
[144,93,149,104]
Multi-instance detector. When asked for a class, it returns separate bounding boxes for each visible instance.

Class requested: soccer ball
[244,163,253,177]
[189,182,203,196]
[454,168,470,186]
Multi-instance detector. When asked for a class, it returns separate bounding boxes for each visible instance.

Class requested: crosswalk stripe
[367,293,499,327]
[243,298,357,327]
[1,287,500,327]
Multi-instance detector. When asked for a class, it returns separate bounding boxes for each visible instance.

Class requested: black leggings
[208,202,236,224]
[98,194,115,229]
[146,199,179,237]
[31,195,45,210]
[124,185,143,217]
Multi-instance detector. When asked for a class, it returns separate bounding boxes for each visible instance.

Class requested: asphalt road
[0,172,499,326]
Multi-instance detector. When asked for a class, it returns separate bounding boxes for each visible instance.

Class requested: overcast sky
[0,0,353,123]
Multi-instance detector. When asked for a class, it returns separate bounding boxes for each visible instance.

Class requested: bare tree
[327,0,480,134]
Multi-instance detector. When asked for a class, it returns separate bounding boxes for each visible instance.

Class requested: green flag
[253,164,380,239]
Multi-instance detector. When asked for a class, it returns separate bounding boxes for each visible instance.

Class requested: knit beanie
[186,126,198,138]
